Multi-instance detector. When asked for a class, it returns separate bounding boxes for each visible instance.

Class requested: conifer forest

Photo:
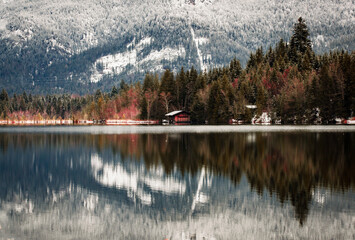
[1,18,354,124]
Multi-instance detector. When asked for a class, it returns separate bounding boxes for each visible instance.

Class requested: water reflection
[0,131,354,238]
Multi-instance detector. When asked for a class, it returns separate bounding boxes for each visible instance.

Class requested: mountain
[0,0,354,94]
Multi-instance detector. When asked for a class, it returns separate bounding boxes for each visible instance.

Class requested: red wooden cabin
[165,110,191,125]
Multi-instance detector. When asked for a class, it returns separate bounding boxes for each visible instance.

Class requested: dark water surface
[0,126,354,239]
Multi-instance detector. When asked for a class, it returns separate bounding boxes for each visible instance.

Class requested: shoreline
[1,125,355,134]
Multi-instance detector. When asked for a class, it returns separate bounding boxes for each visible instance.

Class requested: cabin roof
[165,110,189,117]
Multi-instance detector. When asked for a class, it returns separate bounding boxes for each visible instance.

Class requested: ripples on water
[0,126,354,239]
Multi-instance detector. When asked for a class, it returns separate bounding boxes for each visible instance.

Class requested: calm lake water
[0,126,354,239]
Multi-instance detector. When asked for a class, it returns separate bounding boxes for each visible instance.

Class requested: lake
[0,126,354,239]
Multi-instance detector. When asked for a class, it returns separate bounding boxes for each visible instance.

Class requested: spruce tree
[290,17,312,55]
[0,89,9,118]
[110,86,119,98]
[119,80,129,93]
[207,75,232,124]
[143,73,154,92]
[159,69,175,95]
[94,89,103,102]
[229,57,242,80]
[185,66,198,111]
[350,54,355,117]
[159,69,176,110]
[0,89,9,102]
[207,80,220,124]
[319,65,335,122]
[255,47,264,66]
[175,67,186,109]
[140,73,155,119]
[300,48,312,72]
[289,17,312,66]
[266,47,275,68]
[191,95,206,124]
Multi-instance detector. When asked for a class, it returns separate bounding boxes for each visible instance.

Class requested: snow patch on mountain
[2,27,34,42]
[47,38,72,55]
[312,34,328,50]
[195,37,209,46]
[136,37,152,49]
[81,32,98,48]
[0,19,7,31]
[102,51,136,74]
[190,26,209,71]
[140,46,186,64]
[185,0,214,5]
[91,50,137,82]
[91,36,186,82]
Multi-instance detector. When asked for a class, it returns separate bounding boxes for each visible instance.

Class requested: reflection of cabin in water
[165,110,191,125]
[245,105,257,120]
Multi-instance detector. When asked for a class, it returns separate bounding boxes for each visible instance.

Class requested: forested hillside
[0,0,354,94]
[1,18,354,124]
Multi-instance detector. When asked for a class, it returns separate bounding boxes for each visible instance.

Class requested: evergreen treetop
[290,17,312,55]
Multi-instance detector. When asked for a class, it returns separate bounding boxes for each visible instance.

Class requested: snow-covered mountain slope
[90,37,187,82]
[0,0,354,93]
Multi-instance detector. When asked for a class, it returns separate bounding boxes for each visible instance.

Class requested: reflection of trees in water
[103,132,355,225]
[0,132,354,224]
[0,133,94,205]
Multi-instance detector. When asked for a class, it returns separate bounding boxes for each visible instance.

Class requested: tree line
[1,18,354,124]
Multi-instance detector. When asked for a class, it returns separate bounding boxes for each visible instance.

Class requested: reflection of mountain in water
[0,132,355,226]
[91,153,188,207]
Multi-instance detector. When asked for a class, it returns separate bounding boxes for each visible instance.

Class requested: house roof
[165,110,189,117]
[246,105,257,109]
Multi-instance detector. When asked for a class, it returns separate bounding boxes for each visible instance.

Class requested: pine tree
[119,80,129,93]
[191,88,209,124]
[185,66,198,111]
[255,47,264,66]
[207,75,232,124]
[0,89,9,102]
[265,47,275,68]
[22,91,29,104]
[176,67,186,109]
[269,68,279,95]
[94,89,103,102]
[246,53,256,72]
[159,69,176,111]
[143,73,155,92]
[350,53,355,117]
[341,51,355,118]
[194,73,207,92]
[256,84,268,115]
[307,75,319,110]
[207,80,220,124]
[229,57,242,80]
[110,86,119,98]
[19,96,27,112]
[159,69,175,95]
[140,73,154,119]
[291,17,312,54]
[275,39,288,60]
[0,89,9,118]
[319,64,335,122]
[300,47,312,72]
[289,17,312,65]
